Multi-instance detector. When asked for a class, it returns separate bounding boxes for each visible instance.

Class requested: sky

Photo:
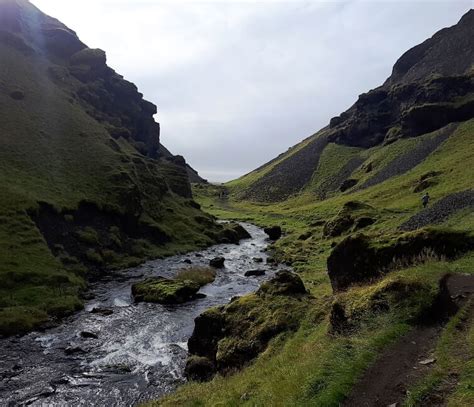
[32,0,473,182]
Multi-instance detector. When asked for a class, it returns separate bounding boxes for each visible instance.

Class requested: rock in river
[131,277,201,304]
[209,257,225,268]
[264,226,282,240]
[244,269,266,277]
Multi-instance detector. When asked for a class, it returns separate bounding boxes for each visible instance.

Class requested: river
[0,223,282,406]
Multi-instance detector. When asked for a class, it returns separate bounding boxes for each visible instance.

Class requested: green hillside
[0,0,226,336]
[152,10,474,407]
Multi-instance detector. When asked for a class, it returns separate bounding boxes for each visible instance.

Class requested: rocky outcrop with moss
[0,0,225,336]
[184,270,311,381]
[327,228,474,291]
[132,277,202,304]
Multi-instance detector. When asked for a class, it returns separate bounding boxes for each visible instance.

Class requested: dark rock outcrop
[264,226,282,240]
[236,11,474,202]
[244,269,265,277]
[185,270,310,381]
[216,223,251,244]
[184,356,216,382]
[323,201,377,237]
[340,178,358,192]
[258,270,307,296]
[90,307,113,316]
[80,331,98,339]
[209,257,225,268]
[353,216,376,230]
[323,214,354,237]
[327,228,474,292]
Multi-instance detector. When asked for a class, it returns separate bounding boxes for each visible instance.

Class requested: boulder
[80,331,98,339]
[9,90,24,100]
[264,226,282,240]
[209,257,225,268]
[323,214,354,237]
[131,277,201,304]
[184,355,216,382]
[65,346,86,355]
[217,223,251,244]
[354,216,376,230]
[339,178,358,192]
[413,179,437,193]
[244,269,265,277]
[185,270,310,382]
[258,270,307,296]
[90,307,113,316]
[252,257,263,263]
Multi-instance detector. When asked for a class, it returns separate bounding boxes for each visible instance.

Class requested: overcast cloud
[32,0,472,182]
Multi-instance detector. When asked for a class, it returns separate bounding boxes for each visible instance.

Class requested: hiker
[421,192,430,208]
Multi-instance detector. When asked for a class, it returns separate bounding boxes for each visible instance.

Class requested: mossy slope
[153,11,474,407]
[0,0,224,335]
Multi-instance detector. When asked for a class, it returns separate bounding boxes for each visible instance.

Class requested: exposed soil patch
[342,274,474,407]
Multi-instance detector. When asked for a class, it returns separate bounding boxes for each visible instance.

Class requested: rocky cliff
[234,9,474,202]
[0,0,220,335]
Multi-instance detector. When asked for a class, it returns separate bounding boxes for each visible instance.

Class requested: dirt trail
[342,274,474,407]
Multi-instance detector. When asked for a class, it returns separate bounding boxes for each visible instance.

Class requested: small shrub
[76,227,99,245]
[85,249,103,265]
[175,266,216,286]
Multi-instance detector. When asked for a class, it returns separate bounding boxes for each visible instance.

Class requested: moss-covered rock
[217,222,251,244]
[323,214,354,237]
[323,200,377,237]
[327,228,474,292]
[185,270,310,381]
[131,277,201,304]
[330,278,433,334]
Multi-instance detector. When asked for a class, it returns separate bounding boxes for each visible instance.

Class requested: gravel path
[400,189,474,231]
[360,123,457,190]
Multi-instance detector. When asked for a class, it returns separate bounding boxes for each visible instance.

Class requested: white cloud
[32,0,472,182]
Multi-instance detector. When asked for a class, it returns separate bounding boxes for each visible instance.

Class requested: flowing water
[0,223,281,406]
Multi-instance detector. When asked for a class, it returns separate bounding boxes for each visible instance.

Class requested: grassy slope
[151,119,474,406]
[0,38,219,334]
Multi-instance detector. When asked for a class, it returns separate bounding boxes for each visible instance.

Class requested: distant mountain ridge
[233,9,474,202]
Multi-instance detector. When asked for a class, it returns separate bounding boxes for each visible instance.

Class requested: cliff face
[1,0,161,157]
[236,9,474,202]
[0,0,221,335]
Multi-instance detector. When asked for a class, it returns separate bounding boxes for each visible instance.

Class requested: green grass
[404,300,474,406]
[175,266,217,286]
[0,31,224,334]
[152,119,474,406]
[306,142,363,196]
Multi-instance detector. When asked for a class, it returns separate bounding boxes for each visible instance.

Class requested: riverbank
[149,184,474,407]
[0,223,284,406]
